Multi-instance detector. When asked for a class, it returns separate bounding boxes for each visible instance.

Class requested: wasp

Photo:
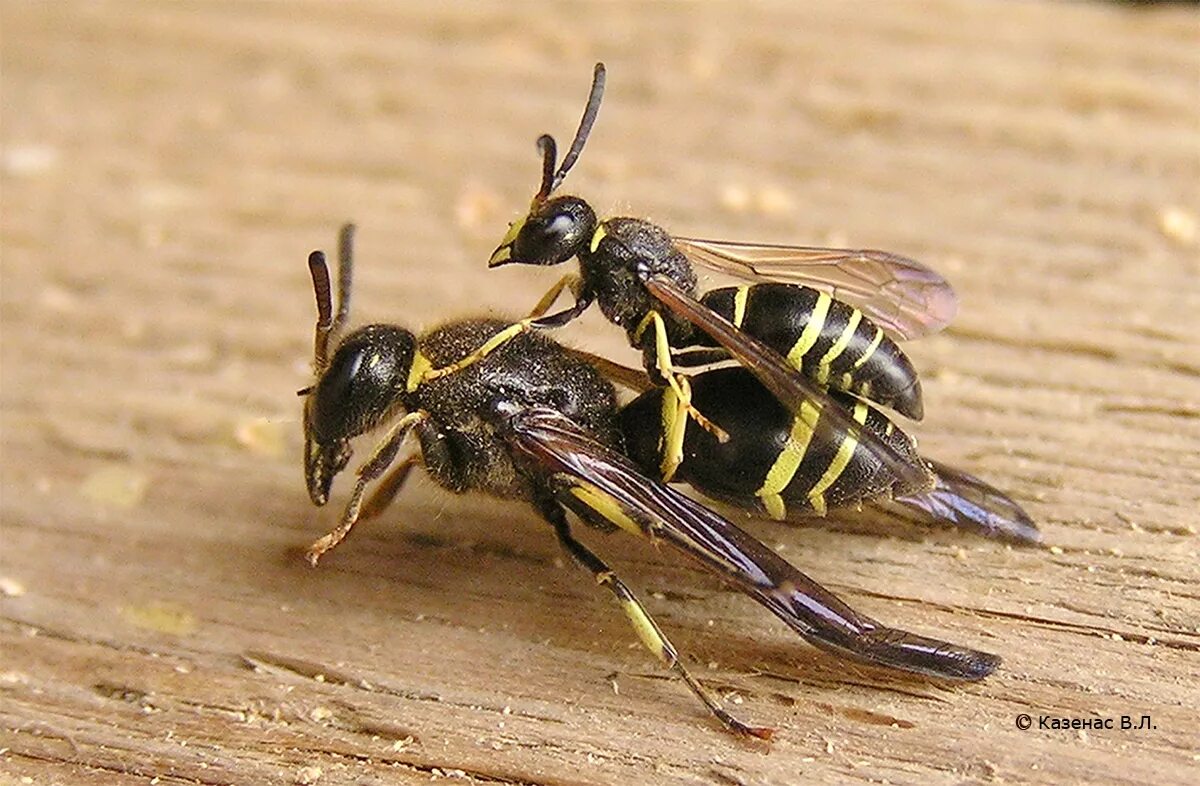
[616,364,1039,543]
[298,225,1001,739]
[476,63,957,490]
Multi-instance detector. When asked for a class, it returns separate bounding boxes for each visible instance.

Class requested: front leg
[306,410,430,564]
[416,320,535,387]
[526,274,597,329]
[305,412,475,565]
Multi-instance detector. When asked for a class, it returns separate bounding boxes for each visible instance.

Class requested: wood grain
[2,2,1197,784]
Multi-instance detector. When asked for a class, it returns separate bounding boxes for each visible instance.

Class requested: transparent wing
[674,236,958,341]
[501,406,1000,681]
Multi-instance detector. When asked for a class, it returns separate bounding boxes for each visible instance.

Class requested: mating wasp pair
[296,64,1038,738]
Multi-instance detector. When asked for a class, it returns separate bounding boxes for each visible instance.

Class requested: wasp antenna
[535,134,558,203]
[335,222,356,330]
[308,250,335,370]
[550,61,606,195]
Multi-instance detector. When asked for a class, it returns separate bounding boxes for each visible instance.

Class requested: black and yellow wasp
[482,63,956,490]
[616,364,1038,543]
[297,225,1003,739]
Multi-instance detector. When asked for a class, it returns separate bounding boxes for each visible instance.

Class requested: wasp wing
[891,459,1041,545]
[674,237,957,341]
[645,274,933,491]
[502,406,1000,681]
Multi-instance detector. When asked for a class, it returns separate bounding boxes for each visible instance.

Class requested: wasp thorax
[510,196,597,266]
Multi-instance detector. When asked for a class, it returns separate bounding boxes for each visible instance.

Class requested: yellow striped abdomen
[618,368,930,522]
[699,283,924,420]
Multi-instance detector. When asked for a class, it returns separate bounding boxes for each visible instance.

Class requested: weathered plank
[2,1,1197,784]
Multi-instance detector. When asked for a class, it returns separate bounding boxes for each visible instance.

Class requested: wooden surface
[2,2,1198,784]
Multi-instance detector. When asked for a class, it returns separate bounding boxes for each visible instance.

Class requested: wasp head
[303,324,416,505]
[488,195,597,269]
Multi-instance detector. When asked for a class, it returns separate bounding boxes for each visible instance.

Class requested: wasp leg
[421,290,601,385]
[633,310,729,451]
[421,283,595,387]
[562,348,655,394]
[530,284,597,329]
[526,273,583,319]
[418,321,534,386]
[357,453,419,523]
[539,497,773,740]
[658,376,691,482]
[671,347,732,368]
[306,411,430,565]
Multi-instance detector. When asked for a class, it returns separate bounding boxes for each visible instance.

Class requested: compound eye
[312,348,365,437]
[515,210,579,265]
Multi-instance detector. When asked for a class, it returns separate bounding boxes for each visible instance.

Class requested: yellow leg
[548,510,772,740]
[527,274,582,319]
[306,411,428,565]
[418,320,532,386]
[634,311,729,446]
[659,379,690,482]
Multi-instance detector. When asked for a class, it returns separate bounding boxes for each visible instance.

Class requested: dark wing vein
[502,406,1000,681]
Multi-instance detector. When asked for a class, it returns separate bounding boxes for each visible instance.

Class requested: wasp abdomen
[699,284,924,420]
[619,368,928,522]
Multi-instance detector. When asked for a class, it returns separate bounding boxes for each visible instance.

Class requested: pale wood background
[2,2,1198,784]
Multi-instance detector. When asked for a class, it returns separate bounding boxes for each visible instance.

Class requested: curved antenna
[534,134,558,203]
[537,62,607,200]
[307,250,334,371]
[334,222,356,330]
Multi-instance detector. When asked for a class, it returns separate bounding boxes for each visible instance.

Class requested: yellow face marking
[786,292,832,367]
[757,400,821,500]
[852,326,885,371]
[488,217,526,266]
[570,483,645,539]
[589,222,608,253]
[732,286,750,328]
[406,350,432,392]
[489,245,512,266]
[815,309,862,385]
[807,400,870,512]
